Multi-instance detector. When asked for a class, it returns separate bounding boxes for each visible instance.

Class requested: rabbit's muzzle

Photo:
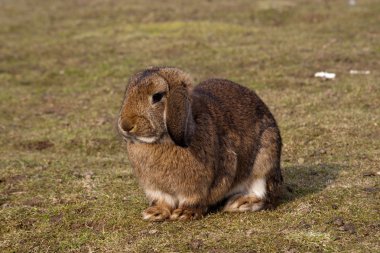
[118,114,163,144]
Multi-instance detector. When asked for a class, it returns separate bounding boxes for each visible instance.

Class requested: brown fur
[118,67,283,221]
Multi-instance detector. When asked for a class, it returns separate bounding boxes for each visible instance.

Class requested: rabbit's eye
[152,92,165,104]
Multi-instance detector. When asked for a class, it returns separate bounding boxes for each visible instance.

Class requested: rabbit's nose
[121,118,136,133]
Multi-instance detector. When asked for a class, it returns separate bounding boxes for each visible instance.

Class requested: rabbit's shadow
[279,163,343,203]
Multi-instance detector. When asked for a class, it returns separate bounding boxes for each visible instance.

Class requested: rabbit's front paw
[170,207,205,221]
[142,205,171,222]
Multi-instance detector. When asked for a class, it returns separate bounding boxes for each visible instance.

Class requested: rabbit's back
[194,79,276,131]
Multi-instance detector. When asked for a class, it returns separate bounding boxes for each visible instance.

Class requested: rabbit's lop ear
[166,86,195,147]
[155,67,195,147]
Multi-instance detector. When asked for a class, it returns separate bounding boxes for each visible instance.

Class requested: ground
[0,0,379,252]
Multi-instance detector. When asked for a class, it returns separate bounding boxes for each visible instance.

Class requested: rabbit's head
[118,67,195,147]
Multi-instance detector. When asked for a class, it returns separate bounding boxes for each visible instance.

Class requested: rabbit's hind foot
[223,194,264,212]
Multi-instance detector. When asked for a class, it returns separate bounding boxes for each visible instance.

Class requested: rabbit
[118,66,283,221]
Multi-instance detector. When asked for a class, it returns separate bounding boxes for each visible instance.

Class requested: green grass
[1,0,379,252]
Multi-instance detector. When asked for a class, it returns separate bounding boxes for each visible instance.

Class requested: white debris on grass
[314,72,336,80]
[348,0,356,6]
[349,70,370,75]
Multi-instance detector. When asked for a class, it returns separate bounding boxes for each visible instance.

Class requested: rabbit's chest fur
[126,141,214,199]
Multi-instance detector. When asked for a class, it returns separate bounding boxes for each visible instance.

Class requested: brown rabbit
[118,67,282,221]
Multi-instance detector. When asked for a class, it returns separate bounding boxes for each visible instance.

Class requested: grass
[0,0,379,252]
